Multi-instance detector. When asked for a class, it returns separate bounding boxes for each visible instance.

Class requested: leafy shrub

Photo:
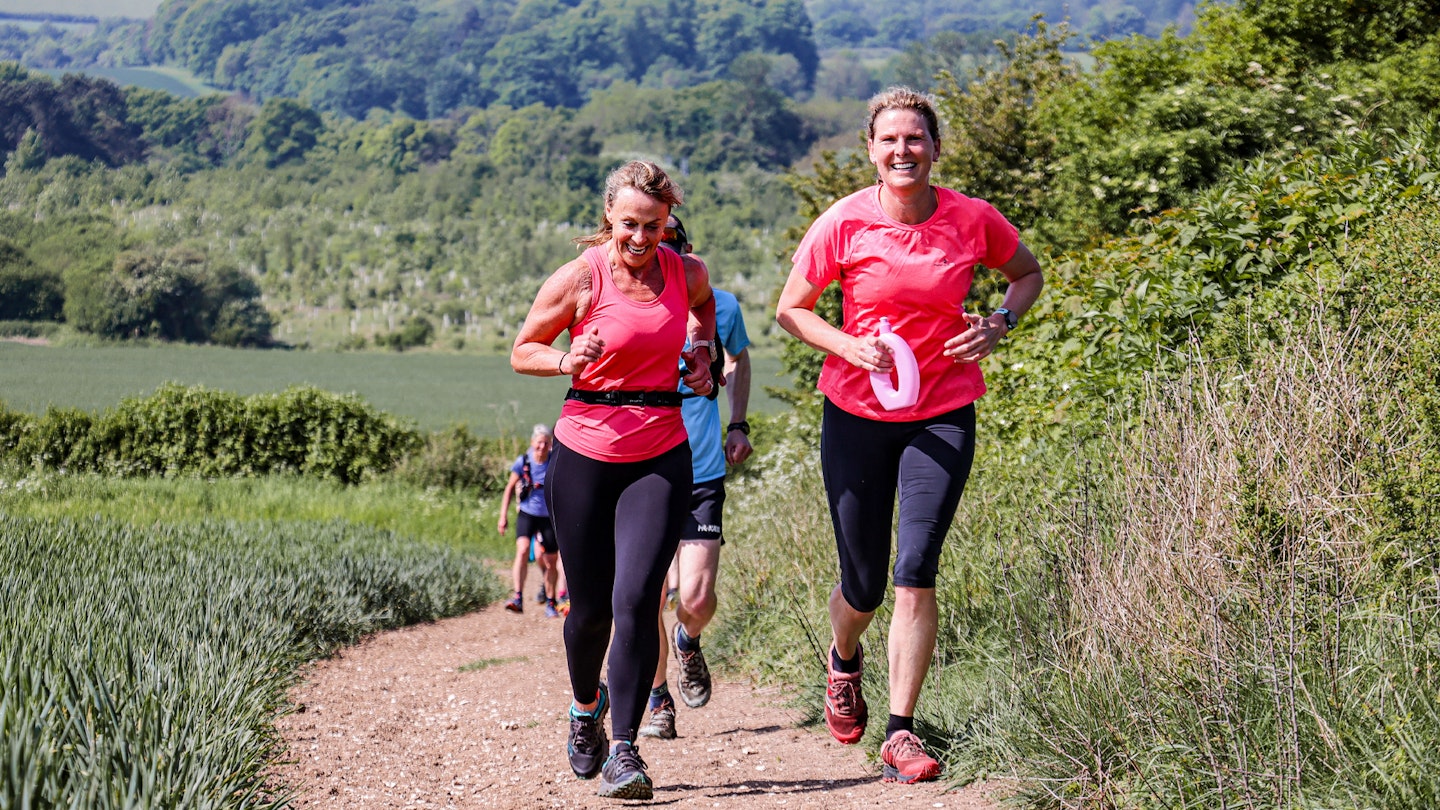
[2,384,422,484]
[391,424,521,493]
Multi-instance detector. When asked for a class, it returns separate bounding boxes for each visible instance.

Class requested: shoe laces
[569,713,603,755]
[884,731,929,762]
[608,744,647,773]
[828,674,861,713]
[677,647,708,678]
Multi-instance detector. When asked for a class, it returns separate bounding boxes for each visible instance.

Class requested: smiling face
[867,108,940,194]
[530,431,552,462]
[605,187,671,270]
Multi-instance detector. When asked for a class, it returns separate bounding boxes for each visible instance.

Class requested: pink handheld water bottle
[869,317,919,410]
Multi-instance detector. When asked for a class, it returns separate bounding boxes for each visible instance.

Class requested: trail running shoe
[824,645,867,745]
[638,696,677,740]
[567,685,609,780]
[880,730,943,783]
[503,593,523,613]
[597,743,653,800]
[674,623,712,708]
[557,597,570,616]
[535,585,547,604]
[544,600,560,619]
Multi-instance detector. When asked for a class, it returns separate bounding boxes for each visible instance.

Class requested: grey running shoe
[674,623,712,708]
[638,696,677,740]
[597,743,653,800]
[567,684,609,780]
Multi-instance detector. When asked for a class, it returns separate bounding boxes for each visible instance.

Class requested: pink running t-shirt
[555,245,690,462]
[789,185,1020,422]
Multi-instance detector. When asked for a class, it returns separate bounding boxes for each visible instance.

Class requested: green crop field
[0,343,793,436]
[0,0,158,17]
[36,65,219,96]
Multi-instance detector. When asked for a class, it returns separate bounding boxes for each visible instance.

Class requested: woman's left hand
[681,346,714,396]
[944,312,1008,364]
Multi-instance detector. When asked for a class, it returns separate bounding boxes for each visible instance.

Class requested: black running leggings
[545,439,692,744]
[820,399,976,613]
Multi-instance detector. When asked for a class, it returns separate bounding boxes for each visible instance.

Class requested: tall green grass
[713,205,1440,806]
[0,508,502,808]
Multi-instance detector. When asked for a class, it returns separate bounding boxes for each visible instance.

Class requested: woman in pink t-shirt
[511,160,715,801]
[776,87,1044,784]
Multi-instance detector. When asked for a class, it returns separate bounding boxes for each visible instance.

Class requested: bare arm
[775,272,894,373]
[723,347,753,465]
[680,254,716,393]
[945,241,1045,363]
[497,471,519,533]
[511,258,606,377]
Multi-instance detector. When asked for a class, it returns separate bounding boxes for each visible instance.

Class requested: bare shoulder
[682,253,711,300]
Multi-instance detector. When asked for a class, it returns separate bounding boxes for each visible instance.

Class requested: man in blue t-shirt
[640,214,754,740]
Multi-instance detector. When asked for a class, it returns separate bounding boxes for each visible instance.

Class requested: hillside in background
[0,0,1202,120]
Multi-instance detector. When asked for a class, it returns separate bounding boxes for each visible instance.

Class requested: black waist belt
[565,388,683,408]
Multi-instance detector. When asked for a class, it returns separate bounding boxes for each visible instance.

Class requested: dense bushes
[0,383,422,484]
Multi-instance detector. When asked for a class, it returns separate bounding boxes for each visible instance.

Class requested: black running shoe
[674,623,712,708]
[597,743,653,800]
[567,684,609,780]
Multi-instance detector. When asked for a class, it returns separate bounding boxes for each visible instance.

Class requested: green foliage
[0,63,143,166]
[392,424,522,494]
[140,0,819,119]
[245,96,324,167]
[986,127,1440,449]
[62,245,274,345]
[0,236,63,321]
[0,508,498,809]
[1,383,423,484]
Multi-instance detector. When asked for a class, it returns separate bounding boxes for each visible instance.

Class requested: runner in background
[640,214,754,740]
[497,424,561,618]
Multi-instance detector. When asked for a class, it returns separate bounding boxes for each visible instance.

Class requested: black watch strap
[726,420,750,435]
[994,307,1017,331]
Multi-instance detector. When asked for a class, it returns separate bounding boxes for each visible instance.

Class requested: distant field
[0,0,157,17]
[36,65,218,97]
[0,343,793,436]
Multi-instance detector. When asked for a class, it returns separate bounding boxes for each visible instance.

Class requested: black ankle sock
[830,647,861,674]
[885,714,914,738]
[674,624,700,652]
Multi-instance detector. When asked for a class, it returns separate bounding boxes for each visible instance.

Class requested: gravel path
[274,564,1007,809]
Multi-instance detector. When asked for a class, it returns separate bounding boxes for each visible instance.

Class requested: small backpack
[517,453,534,501]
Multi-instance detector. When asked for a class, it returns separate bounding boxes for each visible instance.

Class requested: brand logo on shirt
[697,523,721,534]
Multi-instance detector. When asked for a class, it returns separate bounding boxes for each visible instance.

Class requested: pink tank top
[555,246,690,462]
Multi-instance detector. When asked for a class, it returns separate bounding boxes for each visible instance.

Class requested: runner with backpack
[498,423,562,617]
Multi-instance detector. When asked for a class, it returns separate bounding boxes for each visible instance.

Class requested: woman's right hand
[497,515,508,534]
[840,334,895,373]
[565,326,605,375]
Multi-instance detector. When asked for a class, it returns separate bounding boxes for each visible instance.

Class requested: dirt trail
[274,563,1007,809]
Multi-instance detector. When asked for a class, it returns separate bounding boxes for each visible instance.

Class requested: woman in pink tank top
[510,160,715,800]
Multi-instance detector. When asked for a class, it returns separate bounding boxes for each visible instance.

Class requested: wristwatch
[993,307,1018,332]
[690,339,714,358]
[726,420,750,435]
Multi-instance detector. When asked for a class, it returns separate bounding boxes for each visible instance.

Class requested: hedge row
[0,383,422,484]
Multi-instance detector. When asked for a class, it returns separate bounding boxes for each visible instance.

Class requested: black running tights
[545,439,692,744]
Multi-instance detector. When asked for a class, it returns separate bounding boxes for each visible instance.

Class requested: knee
[842,581,887,615]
